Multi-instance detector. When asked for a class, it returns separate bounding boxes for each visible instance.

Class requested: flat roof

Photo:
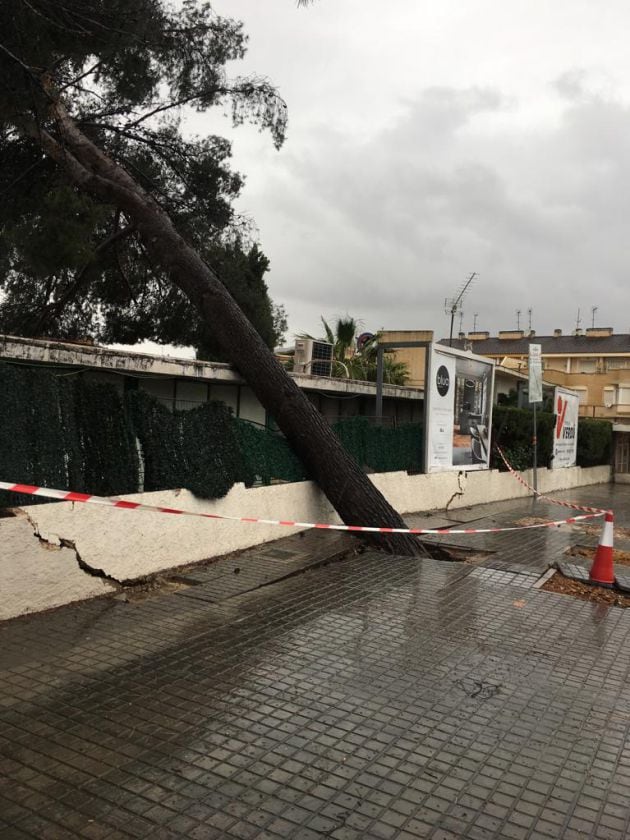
[0,334,423,400]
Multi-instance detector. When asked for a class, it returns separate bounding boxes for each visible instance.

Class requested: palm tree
[301,317,410,385]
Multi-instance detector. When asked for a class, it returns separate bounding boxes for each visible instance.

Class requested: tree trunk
[32,107,428,557]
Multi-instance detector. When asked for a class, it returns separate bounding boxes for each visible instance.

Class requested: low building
[0,334,424,427]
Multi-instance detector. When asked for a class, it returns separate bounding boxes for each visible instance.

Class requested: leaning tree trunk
[31,104,428,557]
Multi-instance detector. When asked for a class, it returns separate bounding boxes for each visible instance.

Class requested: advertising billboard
[552,387,579,468]
[425,344,495,472]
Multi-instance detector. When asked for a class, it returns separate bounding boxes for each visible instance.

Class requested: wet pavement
[3,484,630,838]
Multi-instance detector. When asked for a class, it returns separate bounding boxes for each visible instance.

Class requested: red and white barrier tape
[495,445,608,515]
[0,480,604,536]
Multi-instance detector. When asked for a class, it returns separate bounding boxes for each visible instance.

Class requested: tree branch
[30,218,137,333]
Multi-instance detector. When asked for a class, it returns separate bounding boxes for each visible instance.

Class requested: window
[618,387,630,406]
[576,357,597,373]
[572,387,588,405]
[544,358,568,372]
[603,387,617,408]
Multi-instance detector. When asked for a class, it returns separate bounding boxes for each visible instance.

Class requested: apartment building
[446,327,630,420]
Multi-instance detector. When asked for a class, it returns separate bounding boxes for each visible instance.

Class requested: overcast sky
[186,0,630,346]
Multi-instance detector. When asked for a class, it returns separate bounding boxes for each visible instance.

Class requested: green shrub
[576,418,612,467]
[491,407,554,471]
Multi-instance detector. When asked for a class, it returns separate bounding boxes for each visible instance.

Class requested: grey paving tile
[3,484,630,837]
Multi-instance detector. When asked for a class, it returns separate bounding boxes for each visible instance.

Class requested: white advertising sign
[552,387,579,468]
[425,345,495,472]
[528,343,543,404]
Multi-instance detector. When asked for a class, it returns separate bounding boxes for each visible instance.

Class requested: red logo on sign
[556,395,568,438]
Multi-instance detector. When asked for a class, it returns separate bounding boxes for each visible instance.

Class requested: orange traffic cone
[589,510,615,587]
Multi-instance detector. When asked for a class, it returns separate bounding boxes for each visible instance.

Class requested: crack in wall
[21,510,121,586]
[58,538,120,585]
[445,471,466,514]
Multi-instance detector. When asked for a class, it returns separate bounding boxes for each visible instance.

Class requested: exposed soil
[515,516,563,527]
[567,544,630,567]
[577,523,630,540]
[434,544,493,565]
[117,576,192,603]
[542,571,630,608]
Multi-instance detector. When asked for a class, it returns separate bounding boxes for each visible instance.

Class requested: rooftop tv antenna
[516,309,521,330]
[445,272,477,346]
[528,307,533,332]
[591,306,598,328]
[473,313,479,332]
[576,308,582,332]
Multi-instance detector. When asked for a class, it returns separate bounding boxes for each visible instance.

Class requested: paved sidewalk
[2,484,630,839]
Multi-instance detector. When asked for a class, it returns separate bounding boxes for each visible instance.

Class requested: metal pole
[532,401,538,497]
[449,307,455,346]
[422,344,431,473]
[376,346,384,425]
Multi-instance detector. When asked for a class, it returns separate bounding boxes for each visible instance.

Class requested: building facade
[445,328,630,420]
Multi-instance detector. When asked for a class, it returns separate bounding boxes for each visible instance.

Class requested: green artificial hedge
[333,417,424,473]
[233,419,307,486]
[126,390,249,498]
[0,362,614,510]
[73,378,139,496]
[0,364,138,506]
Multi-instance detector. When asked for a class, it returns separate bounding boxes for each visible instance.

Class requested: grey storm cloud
[253,80,630,338]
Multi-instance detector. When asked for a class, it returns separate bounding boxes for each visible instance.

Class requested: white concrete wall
[372,465,612,514]
[1,464,610,620]
[0,515,115,621]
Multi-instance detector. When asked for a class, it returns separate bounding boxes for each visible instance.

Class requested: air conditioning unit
[293,339,333,377]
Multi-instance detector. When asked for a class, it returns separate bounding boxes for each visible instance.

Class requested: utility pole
[516,309,521,330]
[473,313,479,332]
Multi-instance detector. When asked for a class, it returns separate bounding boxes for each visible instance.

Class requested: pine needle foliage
[0,0,287,356]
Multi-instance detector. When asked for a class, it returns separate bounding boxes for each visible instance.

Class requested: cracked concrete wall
[0,515,116,621]
[372,465,612,515]
[18,480,335,584]
[2,464,610,620]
